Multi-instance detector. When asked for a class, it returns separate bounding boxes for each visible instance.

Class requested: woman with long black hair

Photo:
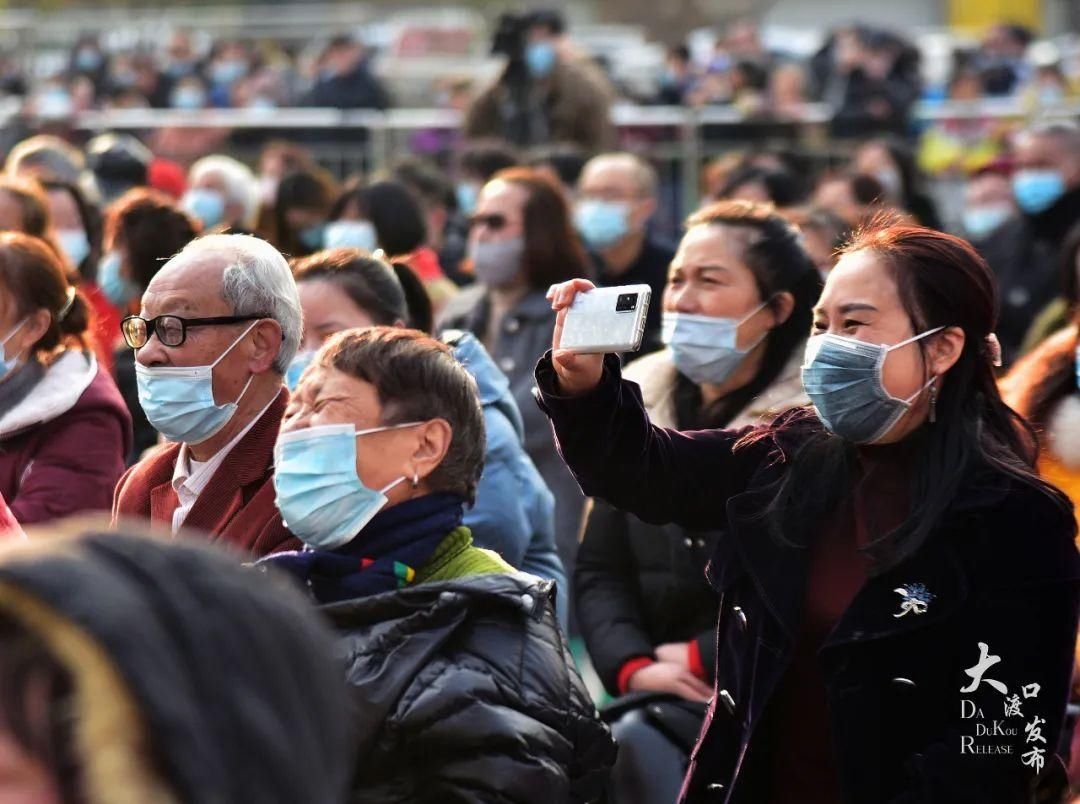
[538,222,1080,802]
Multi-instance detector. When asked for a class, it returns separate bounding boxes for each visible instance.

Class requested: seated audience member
[0,529,352,804]
[113,234,302,556]
[326,180,457,312]
[574,153,675,356]
[103,188,200,463]
[288,248,568,626]
[272,168,338,258]
[183,154,260,234]
[259,327,616,801]
[577,202,821,802]
[0,233,131,523]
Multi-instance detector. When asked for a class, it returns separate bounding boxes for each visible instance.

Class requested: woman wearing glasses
[438,167,591,607]
[0,232,131,523]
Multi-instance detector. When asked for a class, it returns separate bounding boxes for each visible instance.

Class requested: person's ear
[411,418,452,484]
[633,196,657,228]
[927,326,965,378]
[18,308,52,352]
[249,319,283,374]
[768,291,796,328]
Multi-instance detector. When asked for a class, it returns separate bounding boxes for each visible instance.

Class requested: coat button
[695,538,706,548]
[733,605,747,630]
[683,537,694,548]
[505,317,521,333]
[706,782,725,792]
[498,356,516,373]
[892,677,916,688]
[718,688,736,714]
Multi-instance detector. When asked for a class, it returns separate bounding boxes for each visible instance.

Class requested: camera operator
[464,10,615,151]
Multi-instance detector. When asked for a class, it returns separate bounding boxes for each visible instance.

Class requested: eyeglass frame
[120,314,264,349]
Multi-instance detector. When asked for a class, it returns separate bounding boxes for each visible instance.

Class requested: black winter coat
[536,353,1080,804]
[976,186,1080,365]
[321,572,616,802]
[577,498,720,694]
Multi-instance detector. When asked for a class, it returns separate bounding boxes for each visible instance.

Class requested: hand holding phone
[548,279,605,396]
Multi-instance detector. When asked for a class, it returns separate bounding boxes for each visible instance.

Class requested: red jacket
[112,388,301,558]
[0,351,131,524]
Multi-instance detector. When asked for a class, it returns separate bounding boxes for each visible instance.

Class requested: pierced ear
[412,418,452,482]
[930,326,966,376]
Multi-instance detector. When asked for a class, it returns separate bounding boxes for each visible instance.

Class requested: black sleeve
[575,498,656,696]
[534,352,765,531]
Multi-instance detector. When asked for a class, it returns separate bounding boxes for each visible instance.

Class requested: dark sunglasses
[121,314,262,349]
[467,213,508,232]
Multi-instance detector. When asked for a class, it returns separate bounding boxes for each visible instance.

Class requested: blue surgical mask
[455,183,479,216]
[56,228,90,269]
[469,237,524,288]
[323,220,378,252]
[525,41,557,78]
[962,204,1013,240]
[210,59,247,86]
[182,189,226,229]
[1013,169,1067,214]
[171,86,205,110]
[662,303,768,385]
[801,327,944,444]
[0,319,28,382]
[75,48,103,72]
[574,200,631,250]
[97,252,137,308]
[299,223,326,252]
[273,422,420,549]
[134,322,259,445]
[285,349,316,391]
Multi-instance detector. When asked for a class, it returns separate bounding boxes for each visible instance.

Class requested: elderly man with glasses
[113,234,303,556]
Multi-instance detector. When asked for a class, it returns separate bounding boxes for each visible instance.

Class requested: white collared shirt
[170,395,278,534]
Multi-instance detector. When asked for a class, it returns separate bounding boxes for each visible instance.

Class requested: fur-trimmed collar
[622,346,809,430]
[0,350,97,438]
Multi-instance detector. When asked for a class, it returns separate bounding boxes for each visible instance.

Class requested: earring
[411,471,419,490]
[928,379,938,424]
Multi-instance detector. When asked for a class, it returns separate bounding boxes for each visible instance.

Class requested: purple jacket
[0,351,131,524]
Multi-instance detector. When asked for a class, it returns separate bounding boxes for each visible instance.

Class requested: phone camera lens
[616,294,637,313]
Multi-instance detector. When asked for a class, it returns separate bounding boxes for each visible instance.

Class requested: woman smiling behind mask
[258,327,615,801]
[577,201,821,802]
[539,223,1079,802]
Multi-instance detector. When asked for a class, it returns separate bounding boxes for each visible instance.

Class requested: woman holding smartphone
[575,202,821,803]
[538,223,1080,802]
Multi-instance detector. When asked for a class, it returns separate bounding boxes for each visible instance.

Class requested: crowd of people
[0,10,1076,804]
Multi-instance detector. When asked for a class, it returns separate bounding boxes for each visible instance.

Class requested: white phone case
[559,284,652,354]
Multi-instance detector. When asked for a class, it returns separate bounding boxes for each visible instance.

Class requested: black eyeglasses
[467,213,508,232]
[121,314,262,349]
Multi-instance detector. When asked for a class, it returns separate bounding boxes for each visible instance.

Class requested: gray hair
[1023,121,1080,154]
[173,234,302,373]
[581,152,659,198]
[189,155,260,229]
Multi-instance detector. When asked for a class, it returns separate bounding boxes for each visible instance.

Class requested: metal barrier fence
[18,99,1080,232]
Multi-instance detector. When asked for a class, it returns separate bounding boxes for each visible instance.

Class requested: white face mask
[661,301,770,385]
[134,322,258,445]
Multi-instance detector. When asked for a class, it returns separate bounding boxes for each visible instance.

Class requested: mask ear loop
[210,320,261,408]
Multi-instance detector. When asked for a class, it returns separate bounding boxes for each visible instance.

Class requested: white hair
[189,155,260,229]
[172,234,302,374]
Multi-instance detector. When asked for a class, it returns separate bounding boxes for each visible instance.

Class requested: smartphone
[559,284,652,354]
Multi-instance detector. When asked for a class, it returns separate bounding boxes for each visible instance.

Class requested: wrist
[617,656,656,695]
